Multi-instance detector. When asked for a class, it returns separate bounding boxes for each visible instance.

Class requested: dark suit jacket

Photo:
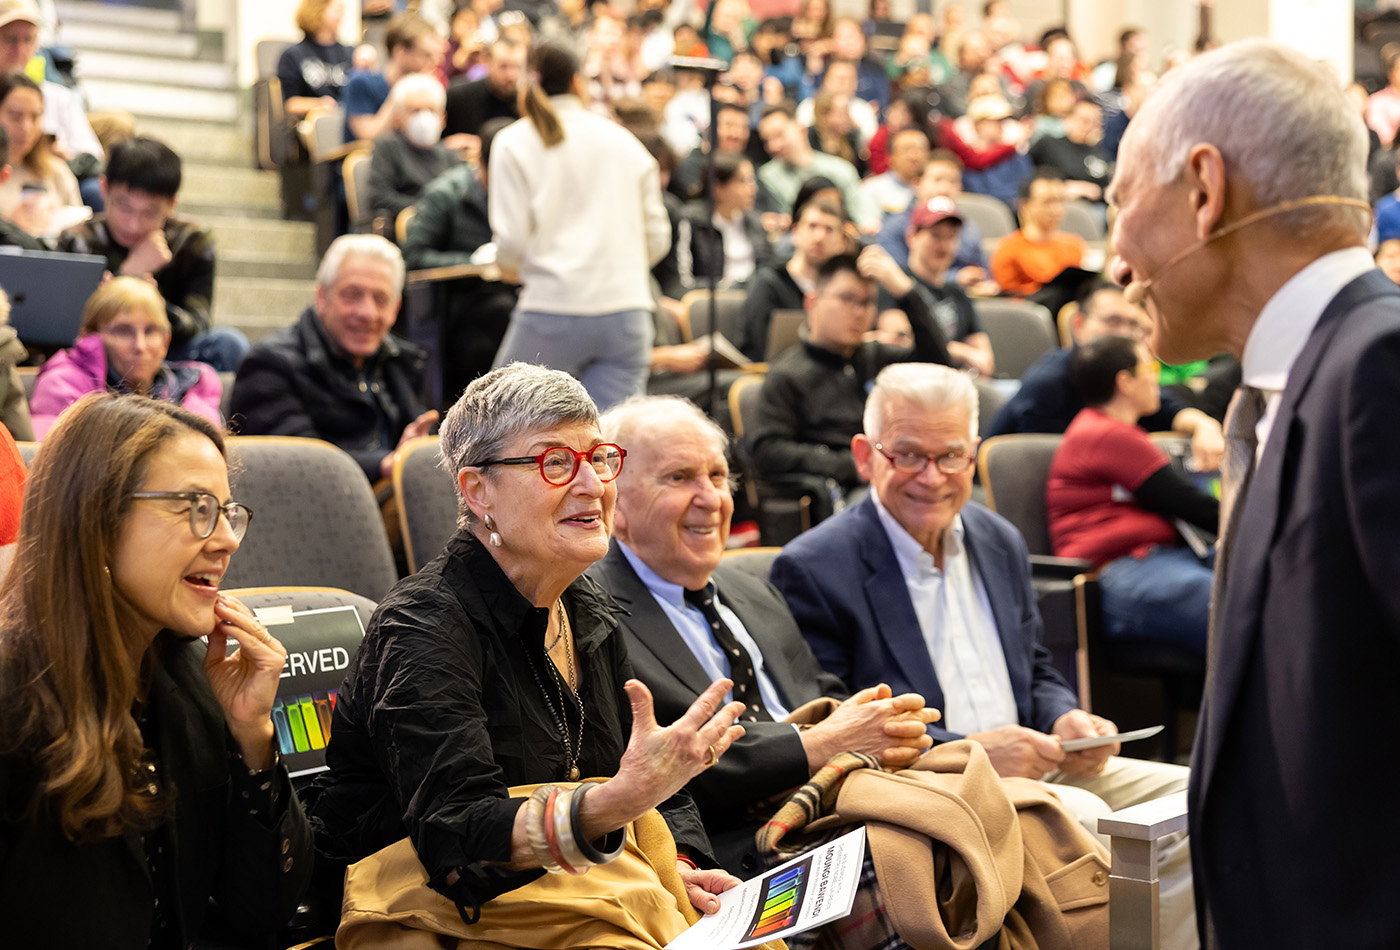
[1188,268,1400,947]
[0,635,313,948]
[587,542,848,875]
[770,497,1078,743]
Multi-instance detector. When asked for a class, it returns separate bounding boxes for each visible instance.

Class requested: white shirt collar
[1241,246,1375,392]
[870,487,965,580]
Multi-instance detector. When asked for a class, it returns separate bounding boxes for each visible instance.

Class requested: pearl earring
[484,514,502,547]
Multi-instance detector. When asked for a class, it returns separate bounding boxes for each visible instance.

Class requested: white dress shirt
[871,490,1019,735]
[618,542,792,719]
[1242,246,1375,458]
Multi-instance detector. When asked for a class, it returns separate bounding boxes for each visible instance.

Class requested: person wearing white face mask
[367,72,462,225]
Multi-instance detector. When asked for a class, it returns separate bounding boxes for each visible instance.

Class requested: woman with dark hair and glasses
[0,393,311,947]
[307,363,747,935]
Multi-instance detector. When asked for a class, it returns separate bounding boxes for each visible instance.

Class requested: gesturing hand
[606,679,745,823]
[204,596,288,769]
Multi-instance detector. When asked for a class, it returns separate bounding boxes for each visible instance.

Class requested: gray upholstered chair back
[393,436,459,573]
[976,433,1064,556]
[956,193,1017,240]
[974,299,1058,379]
[224,437,399,600]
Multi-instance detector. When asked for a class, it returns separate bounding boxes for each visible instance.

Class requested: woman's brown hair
[811,90,857,166]
[519,41,579,148]
[0,394,225,844]
[0,73,53,177]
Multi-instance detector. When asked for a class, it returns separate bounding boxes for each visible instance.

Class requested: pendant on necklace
[569,766,580,781]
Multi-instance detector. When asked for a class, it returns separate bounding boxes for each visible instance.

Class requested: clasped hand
[805,683,940,772]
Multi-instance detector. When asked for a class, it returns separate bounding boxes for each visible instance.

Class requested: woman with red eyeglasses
[305,363,751,941]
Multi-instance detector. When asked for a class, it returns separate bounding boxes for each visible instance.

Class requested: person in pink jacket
[31,276,223,438]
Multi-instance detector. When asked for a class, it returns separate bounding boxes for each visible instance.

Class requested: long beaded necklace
[525,600,586,781]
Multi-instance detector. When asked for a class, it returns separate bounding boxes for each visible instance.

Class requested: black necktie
[683,585,772,722]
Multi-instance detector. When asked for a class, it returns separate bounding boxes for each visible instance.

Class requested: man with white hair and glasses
[772,363,1198,950]
[1107,41,1400,946]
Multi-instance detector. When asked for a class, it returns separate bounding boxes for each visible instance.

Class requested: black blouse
[307,531,711,915]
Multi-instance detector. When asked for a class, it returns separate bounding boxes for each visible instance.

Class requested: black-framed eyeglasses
[874,443,974,476]
[129,491,253,542]
[470,443,627,487]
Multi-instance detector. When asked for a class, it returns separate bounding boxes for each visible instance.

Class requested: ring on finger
[704,745,717,767]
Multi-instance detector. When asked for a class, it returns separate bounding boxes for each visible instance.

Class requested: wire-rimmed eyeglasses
[130,491,253,541]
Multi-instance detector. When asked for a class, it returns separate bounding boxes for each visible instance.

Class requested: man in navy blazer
[771,362,1197,950]
[1108,42,1400,948]
[591,394,937,876]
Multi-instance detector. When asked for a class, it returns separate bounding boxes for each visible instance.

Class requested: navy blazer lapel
[595,544,716,700]
[1199,269,1398,798]
[853,498,944,704]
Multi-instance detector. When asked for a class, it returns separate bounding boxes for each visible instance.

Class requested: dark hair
[478,116,511,171]
[1119,27,1143,48]
[638,132,676,176]
[1071,334,1140,406]
[0,124,8,167]
[927,147,962,169]
[1076,277,1120,310]
[716,101,749,123]
[386,13,438,53]
[522,41,579,148]
[1019,166,1064,201]
[791,176,843,222]
[760,101,796,123]
[814,251,865,293]
[1037,26,1071,49]
[104,137,183,199]
[892,88,936,142]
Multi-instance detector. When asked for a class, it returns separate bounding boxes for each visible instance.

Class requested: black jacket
[306,531,713,918]
[747,286,951,488]
[401,163,493,270]
[230,306,429,480]
[0,634,313,949]
[675,201,775,294]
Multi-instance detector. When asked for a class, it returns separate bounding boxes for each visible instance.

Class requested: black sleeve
[1133,466,1220,533]
[747,369,859,484]
[895,284,952,367]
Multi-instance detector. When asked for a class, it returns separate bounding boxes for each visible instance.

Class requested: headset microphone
[1114,195,1372,306]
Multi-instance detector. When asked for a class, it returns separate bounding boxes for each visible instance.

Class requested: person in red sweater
[990,168,1084,295]
[1046,334,1218,654]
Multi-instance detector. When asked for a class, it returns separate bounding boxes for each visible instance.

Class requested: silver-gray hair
[389,71,447,113]
[316,234,406,294]
[599,394,729,461]
[1133,40,1369,233]
[864,363,979,441]
[439,363,600,529]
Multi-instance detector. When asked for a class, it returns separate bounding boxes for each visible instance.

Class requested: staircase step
[202,215,317,258]
[213,277,316,327]
[54,0,182,33]
[82,77,238,122]
[58,21,199,58]
[75,49,234,90]
[135,117,253,167]
[220,253,318,281]
[181,163,280,209]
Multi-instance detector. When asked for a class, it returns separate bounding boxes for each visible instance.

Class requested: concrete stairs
[55,2,318,344]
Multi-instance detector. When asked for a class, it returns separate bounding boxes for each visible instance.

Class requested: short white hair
[1133,40,1368,232]
[389,72,446,113]
[316,234,405,293]
[863,363,978,441]
[600,394,729,461]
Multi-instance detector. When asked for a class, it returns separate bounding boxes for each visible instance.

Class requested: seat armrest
[1098,792,1188,950]
[1029,555,1094,579]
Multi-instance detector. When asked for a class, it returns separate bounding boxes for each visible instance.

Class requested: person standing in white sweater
[488,41,672,409]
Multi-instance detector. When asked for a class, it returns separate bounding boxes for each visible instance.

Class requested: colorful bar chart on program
[744,857,812,940]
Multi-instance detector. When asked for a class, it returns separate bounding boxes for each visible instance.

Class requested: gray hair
[439,363,600,529]
[599,394,729,461]
[389,71,446,113]
[1133,40,1369,232]
[864,363,979,441]
[316,234,406,294]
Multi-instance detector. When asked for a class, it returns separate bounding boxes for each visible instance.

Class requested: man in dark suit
[590,394,937,876]
[1107,41,1400,948]
[770,362,1197,950]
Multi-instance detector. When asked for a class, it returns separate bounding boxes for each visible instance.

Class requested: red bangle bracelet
[675,854,698,870]
[543,787,580,875]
